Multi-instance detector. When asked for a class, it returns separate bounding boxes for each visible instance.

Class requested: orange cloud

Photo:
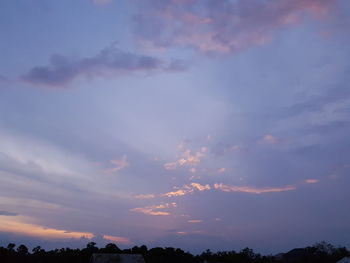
[304,179,320,184]
[214,183,296,194]
[103,235,132,244]
[162,182,210,197]
[0,216,94,239]
[130,203,176,216]
[162,189,189,197]
[164,142,207,170]
[190,182,210,191]
[188,219,203,223]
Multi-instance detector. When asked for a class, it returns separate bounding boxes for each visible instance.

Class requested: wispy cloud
[304,179,320,184]
[214,183,296,194]
[130,203,177,216]
[262,134,278,144]
[164,142,207,170]
[0,211,18,216]
[21,43,186,87]
[0,216,94,239]
[105,155,129,174]
[188,219,203,223]
[103,235,132,244]
[162,182,210,197]
[133,194,156,199]
[133,0,337,53]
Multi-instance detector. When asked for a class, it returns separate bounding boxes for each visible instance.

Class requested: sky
[0,0,350,255]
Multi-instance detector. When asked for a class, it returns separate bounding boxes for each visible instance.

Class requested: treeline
[0,241,349,263]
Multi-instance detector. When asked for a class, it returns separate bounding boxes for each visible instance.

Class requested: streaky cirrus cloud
[130,203,177,216]
[0,215,94,240]
[0,211,18,216]
[103,235,132,245]
[21,43,186,87]
[133,0,338,53]
[188,219,203,223]
[304,179,320,184]
[214,183,296,194]
[105,155,129,174]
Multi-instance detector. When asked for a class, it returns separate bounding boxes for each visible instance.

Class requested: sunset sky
[0,0,350,254]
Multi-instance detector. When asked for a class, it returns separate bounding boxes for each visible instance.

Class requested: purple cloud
[0,210,18,216]
[21,44,185,87]
[133,0,338,54]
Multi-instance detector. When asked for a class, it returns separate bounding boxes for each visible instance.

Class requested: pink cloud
[162,182,210,197]
[105,155,129,174]
[130,203,176,216]
[103,235,132,245]
[164,142,207,170]
[133,0,337,53]
[262,134,278,144]
[188,219,203,223]
[304,179,320,184]
[214,183,296,194]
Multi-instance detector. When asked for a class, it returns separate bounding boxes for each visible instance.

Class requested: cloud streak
[130,203,177,216]
[214,183,296,194]
[103,235,132,245]
[21,43,185,86]
[0,216,94,239]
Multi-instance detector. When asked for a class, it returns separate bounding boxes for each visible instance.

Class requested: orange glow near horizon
[0,216,94,239]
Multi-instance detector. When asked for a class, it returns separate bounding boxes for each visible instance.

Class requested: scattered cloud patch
[162,182,210,197]
[164,143,207,170]
[133,0,337,53]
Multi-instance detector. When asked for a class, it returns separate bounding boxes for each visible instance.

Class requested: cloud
[188,219,203,223]
[105,155,129,174]
[0,211,18,216]
[214,183,296,194]
[162,182,210,197]
[217,168,226,174]
[130,203,176,216]
[0,216,94,239]
[103,235,132,245]
[304,179,320,184]
[164,143,207,170]
[262,134,278,144]
[21,43,186,86]
[133,194,156,199]
[133,0,337,53]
